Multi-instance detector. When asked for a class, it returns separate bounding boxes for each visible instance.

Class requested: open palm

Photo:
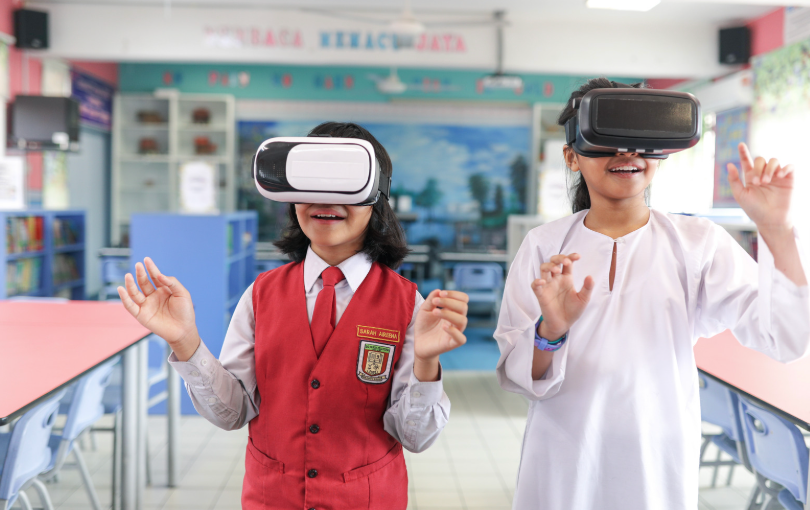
[531,254,594,339]
[727,143,794,228]
[118,257,198,346]
[414,290,469,361]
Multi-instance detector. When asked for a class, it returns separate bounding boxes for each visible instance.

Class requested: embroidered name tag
[356,325,400,343]
[357,341,396,384]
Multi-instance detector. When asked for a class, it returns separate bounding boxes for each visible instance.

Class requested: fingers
[144,257,165,288]
[431,296,468,316]
[577,275,595,304]
[540,253,580,279]
[443,324,467,347]
[420,289,443,311]
[158,274,189,297]
[738,143,755,177]
[438,290,469,303]
[117,285,140,317]
[727,163,744,199]
[776,163,794,180]
[761,158,780,185]
[135,262,156,296]
[432,308,468,332]
[123,273,146,305]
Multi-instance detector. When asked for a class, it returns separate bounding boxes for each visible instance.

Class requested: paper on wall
[180,161,218,213]
[0,157,25,209]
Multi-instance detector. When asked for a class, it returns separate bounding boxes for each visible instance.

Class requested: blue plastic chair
[0,391,66,510]
[40,360,117,510]
[698,374,747,487]
[452,263,504,318]
[739,397,809,510]
[99,256,129,300]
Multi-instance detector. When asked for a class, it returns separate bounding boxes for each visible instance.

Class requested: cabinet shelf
[2,210,86,299]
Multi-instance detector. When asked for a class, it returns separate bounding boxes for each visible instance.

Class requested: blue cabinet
[1,210,86,300]
[130,212,257,414]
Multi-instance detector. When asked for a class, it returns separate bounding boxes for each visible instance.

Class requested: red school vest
[244,260,416,510]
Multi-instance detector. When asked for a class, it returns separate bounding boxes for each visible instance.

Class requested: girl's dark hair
[557,78,648,213]
[273,122,409,269]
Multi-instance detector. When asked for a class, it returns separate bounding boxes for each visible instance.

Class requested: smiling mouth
[608,165,643,174]
[311,213,346,221]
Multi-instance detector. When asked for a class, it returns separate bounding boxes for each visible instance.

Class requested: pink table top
[695,330,810,428]
[0,301,151,424]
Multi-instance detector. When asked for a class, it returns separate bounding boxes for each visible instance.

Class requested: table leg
[167,344,180,487]
[137,341,148,508]
[805,449,809,510]
[121,344,139,510]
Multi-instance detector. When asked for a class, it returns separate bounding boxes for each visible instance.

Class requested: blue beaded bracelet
[534,316,568,352]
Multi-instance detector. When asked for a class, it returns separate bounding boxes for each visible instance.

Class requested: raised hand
[413,290,470,381]
[531,254,594,340]
[118,257,200,360]
[727,143,794,231]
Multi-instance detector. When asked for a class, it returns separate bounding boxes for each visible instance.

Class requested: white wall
[33,2,731,79]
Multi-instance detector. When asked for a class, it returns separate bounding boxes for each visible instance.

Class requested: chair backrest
[61,360,117,442]
[453,263,504,291]
[0,390,65,501]
[739,397,809,504]
[101,257,129,285]
[698,373,744,441]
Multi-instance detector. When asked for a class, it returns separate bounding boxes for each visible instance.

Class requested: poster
[180,161,218,213]
[71,70,115,131]
[714,107,749,208]
[238,120,530,249]
[0,157,25,209]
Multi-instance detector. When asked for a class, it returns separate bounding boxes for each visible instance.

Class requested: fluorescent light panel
[586,0,661,12]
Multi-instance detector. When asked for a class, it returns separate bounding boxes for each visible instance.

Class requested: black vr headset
[564,85,702,160]
[252,136,391,205]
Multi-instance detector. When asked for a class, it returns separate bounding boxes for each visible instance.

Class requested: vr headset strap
[378,159,391,199]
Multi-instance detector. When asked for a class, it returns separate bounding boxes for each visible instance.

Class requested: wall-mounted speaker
[14,9,49,50]
[719,26,750,65]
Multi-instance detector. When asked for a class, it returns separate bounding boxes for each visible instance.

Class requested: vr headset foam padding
[253,137,391,205]
[564,88,702,159]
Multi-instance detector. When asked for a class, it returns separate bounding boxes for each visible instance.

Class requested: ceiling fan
[302,0,504,35]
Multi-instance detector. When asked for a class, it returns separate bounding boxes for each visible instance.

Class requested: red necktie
[311,266,345,357]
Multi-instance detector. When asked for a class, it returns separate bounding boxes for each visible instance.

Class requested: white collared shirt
[169,246,450,453]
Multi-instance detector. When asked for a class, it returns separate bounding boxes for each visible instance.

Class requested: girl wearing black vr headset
[495,78,809,510]
[118,123,470,510]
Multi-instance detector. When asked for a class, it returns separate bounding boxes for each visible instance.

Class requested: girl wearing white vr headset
[495,78,809,510]
[119,122,470,510]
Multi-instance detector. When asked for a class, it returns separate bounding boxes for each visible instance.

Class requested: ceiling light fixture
[586,0,661,12]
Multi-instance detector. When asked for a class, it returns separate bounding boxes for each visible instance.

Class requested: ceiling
[34,0,776,26]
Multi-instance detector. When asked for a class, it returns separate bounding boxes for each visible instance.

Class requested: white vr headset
[252,137,391,205]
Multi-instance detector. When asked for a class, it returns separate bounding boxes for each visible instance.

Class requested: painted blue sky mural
[238,120,530,249]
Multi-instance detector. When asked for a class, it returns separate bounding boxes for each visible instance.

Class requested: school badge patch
[356,341,396,384]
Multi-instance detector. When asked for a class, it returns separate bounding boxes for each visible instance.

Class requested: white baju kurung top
[495,209,810,510]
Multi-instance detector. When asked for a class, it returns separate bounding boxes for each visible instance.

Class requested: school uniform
[169,247,450,510]
[495,209,810,510]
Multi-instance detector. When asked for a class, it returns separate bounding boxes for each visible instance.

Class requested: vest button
[307,469,318,478]
[309,424,320,434]
[311,379,320,389]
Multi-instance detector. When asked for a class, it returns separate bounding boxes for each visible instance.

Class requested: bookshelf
[2,210,86,299]
[130,211,257,414]
[112,93,236,246]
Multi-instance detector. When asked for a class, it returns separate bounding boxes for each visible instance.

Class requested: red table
[695,330,810,429]
[0,301,149,424]
[0,301,161,510]
[696,330,810,510]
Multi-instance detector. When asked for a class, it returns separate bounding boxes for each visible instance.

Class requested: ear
[563,146,580,173]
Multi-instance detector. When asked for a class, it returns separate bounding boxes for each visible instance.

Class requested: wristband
[534,316,568,352]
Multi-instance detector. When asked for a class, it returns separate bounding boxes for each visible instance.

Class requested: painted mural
[238,120,530,250]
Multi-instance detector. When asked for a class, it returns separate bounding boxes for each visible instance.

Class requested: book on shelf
[5,216,44,253]
[53,217,81,247]
[53,253,81,285]
[5,257,43,296]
